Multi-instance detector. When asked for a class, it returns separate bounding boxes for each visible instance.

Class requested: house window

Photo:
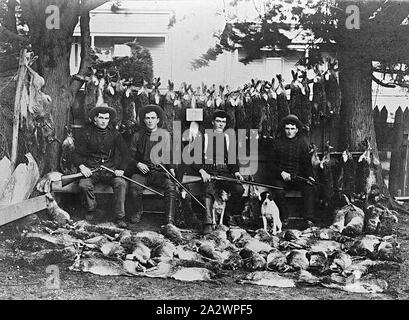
[265,57,283,75]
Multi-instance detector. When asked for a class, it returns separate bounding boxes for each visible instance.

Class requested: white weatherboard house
[70,0,408,117]
[70,0,311,89]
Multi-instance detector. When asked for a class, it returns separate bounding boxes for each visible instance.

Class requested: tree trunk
[19,0,107,174]
[338,47,388,194]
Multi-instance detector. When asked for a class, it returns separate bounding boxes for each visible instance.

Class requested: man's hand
[79,165,93,178]
[137,162,150,174]
[307,176,316,185]
[281,171,291,182]
[114,170,124,177]
[199,169,212,183]
[234,172,244,181]
[169,168,175,177]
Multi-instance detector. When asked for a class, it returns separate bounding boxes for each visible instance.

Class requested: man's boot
[166,194,177,225]
[130,211,143,224]
[202,197,214,235]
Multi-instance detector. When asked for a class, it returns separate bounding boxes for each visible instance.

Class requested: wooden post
[401,108,409,196]
[10,49,27,171]
[389,107,404,196]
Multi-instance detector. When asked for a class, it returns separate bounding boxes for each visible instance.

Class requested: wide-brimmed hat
[139,104,164,128]
[212,109,229,121]
[279,114,303,129]
[89,103,117,122]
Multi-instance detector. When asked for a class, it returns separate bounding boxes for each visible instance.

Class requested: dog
[212,189,230,226]
[259,192,281,235]
[241,180,261,225]
[45,193,71,226]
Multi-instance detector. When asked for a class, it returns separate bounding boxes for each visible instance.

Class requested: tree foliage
[95,40,153,85]
[201,0,409,87]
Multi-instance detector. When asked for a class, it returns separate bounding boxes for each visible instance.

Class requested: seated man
[128,104,178,225]
[193,109,244,234]
[72,103,129,228]
[267,114,316,226]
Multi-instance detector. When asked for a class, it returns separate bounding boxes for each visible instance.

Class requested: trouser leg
[300,182,315,220]
[162,178,178,225]
[78,178,97,212]
[202,180,216,225]
[112,177,128,220]
[203,196,214,225]
[271,179,289,221]
[148,170,180,225]
[129,173,146,215]
[224,181,244,217]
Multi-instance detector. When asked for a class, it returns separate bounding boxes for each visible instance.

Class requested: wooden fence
[373,105,409,197]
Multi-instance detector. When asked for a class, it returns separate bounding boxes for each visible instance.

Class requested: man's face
[94,113,110,129]
[284,123,298,139]
[144,111,159,131]
[213,117,227,132]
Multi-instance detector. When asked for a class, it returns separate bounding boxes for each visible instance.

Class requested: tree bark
[338,45,388,194]
[19,0,107,174]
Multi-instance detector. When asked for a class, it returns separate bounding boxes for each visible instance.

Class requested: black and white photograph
[0,0,409,307]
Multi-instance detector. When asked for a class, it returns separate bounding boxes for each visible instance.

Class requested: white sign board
[186,108,203,121]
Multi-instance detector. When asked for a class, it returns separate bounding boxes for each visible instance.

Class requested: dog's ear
[259,191,268,202]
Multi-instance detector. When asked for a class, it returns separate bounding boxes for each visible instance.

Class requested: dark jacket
[268,135,313,180]
[72,124,129,170]
[129,128,175,171]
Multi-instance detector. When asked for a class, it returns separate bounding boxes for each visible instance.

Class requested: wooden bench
[50,176,302,199]
[50,175,201,196]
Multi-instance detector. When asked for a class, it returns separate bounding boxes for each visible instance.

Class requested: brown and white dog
[212,189,230,226]
[259,192,281,235]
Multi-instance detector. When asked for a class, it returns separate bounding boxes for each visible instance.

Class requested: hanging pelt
[300,71,312,130]
[259,86,271,139]
[194,84,207,135]
[275,74,290,124]
[103,82,123,125]
[289,70,303,120]
[318,141,336,207]
[338,146,356,197]
[149,77,162,106]
[202,85,216,130]
[324,59,341,117]
[225,89,238,131]
[173,91,183,125]
[215,85,226,110]
[266,80,278,138]
[312,65,326,127]
[162,80,177,132]
[289,70,311,130]
[235,89,247,133]
[83,68,99,122]
[356,139,379,196]
[180,83,194,139]
[136,80,151,124]
[249,80,265,136]
[59,125,76,175]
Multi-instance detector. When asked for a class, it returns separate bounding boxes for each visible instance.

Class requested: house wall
[68,0,409,110]
[70,0,302,92]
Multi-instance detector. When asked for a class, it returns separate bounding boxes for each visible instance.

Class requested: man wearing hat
[267,114,316,226]
[128,104,179,225]
[193,109,244,234]
[72,103,130,228]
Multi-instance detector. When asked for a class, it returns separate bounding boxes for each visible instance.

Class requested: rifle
[182,175,284,190]
[100,165,164,197]
[291,174,344,193]
[158,164,206,210]
[60,168,100,187]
